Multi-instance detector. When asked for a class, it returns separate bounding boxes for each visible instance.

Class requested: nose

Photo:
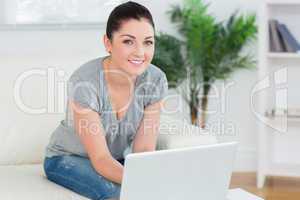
[133,43,145,57]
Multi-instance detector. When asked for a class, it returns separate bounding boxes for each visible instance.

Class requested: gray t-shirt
[45,56,168,160]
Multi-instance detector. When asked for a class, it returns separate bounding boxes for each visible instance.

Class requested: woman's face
[104,18,155,78]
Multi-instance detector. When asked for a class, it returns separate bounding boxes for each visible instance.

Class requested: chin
[125,62,148,76]
[126,69,145,78]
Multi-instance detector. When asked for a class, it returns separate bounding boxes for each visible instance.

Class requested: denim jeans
[43,154,123,200]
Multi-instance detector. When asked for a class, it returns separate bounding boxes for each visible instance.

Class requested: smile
[128,60,144,65]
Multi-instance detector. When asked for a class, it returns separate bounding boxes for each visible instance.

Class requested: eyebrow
[120,34,154,39]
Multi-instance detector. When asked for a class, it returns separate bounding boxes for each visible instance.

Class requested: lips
[128,59,144,65]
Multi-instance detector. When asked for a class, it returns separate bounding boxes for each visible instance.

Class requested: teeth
[129,60,143,64]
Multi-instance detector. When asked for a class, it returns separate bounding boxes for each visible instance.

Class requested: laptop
[120,142,238,200]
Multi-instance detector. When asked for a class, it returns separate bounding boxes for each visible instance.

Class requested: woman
[43,1,168,200]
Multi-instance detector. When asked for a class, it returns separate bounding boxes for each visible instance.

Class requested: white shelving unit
[267,52,300,59]
[257,0,300,188]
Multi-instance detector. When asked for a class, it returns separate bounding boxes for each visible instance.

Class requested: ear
[103,34,112,54]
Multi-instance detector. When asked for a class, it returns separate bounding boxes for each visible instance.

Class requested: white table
[227,188,264,200]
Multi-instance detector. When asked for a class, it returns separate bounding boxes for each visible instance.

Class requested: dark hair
[106,1,155,40]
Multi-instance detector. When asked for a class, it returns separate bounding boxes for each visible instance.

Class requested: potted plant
[152,0,257,128]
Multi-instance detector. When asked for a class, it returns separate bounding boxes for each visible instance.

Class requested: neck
[103,56,137,87]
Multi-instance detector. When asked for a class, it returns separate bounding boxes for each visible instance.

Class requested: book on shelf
[269,19,285,52]
[269,19,300,53]
[277,23,300,53]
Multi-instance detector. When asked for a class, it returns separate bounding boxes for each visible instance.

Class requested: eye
[144,40,154,46]
[123,40,134,45]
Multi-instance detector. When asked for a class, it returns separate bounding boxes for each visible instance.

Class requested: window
[1,0,124,24]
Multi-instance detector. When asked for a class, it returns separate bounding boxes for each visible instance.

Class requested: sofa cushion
[0,114,63,165]
[157,115,217,150]
[0,164,89,200]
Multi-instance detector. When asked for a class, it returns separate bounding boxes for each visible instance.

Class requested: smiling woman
[103,18,155,78]
[43,1,168,200]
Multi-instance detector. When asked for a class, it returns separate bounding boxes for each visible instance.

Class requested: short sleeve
[144,73,168,107]
[67,76,100,113]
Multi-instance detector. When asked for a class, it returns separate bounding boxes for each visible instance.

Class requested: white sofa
[0,91,217,200]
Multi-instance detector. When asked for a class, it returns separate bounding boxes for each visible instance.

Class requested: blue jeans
[43,154,123,200]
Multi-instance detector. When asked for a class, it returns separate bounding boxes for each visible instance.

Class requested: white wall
[0,0,261,170]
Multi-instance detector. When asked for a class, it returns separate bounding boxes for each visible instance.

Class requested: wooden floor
[230,172,300,200]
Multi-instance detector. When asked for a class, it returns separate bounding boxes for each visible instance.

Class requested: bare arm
[132,100,163,153]
[70,100,123,184]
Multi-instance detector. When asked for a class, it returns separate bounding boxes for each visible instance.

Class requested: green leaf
[152,32,186,88]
